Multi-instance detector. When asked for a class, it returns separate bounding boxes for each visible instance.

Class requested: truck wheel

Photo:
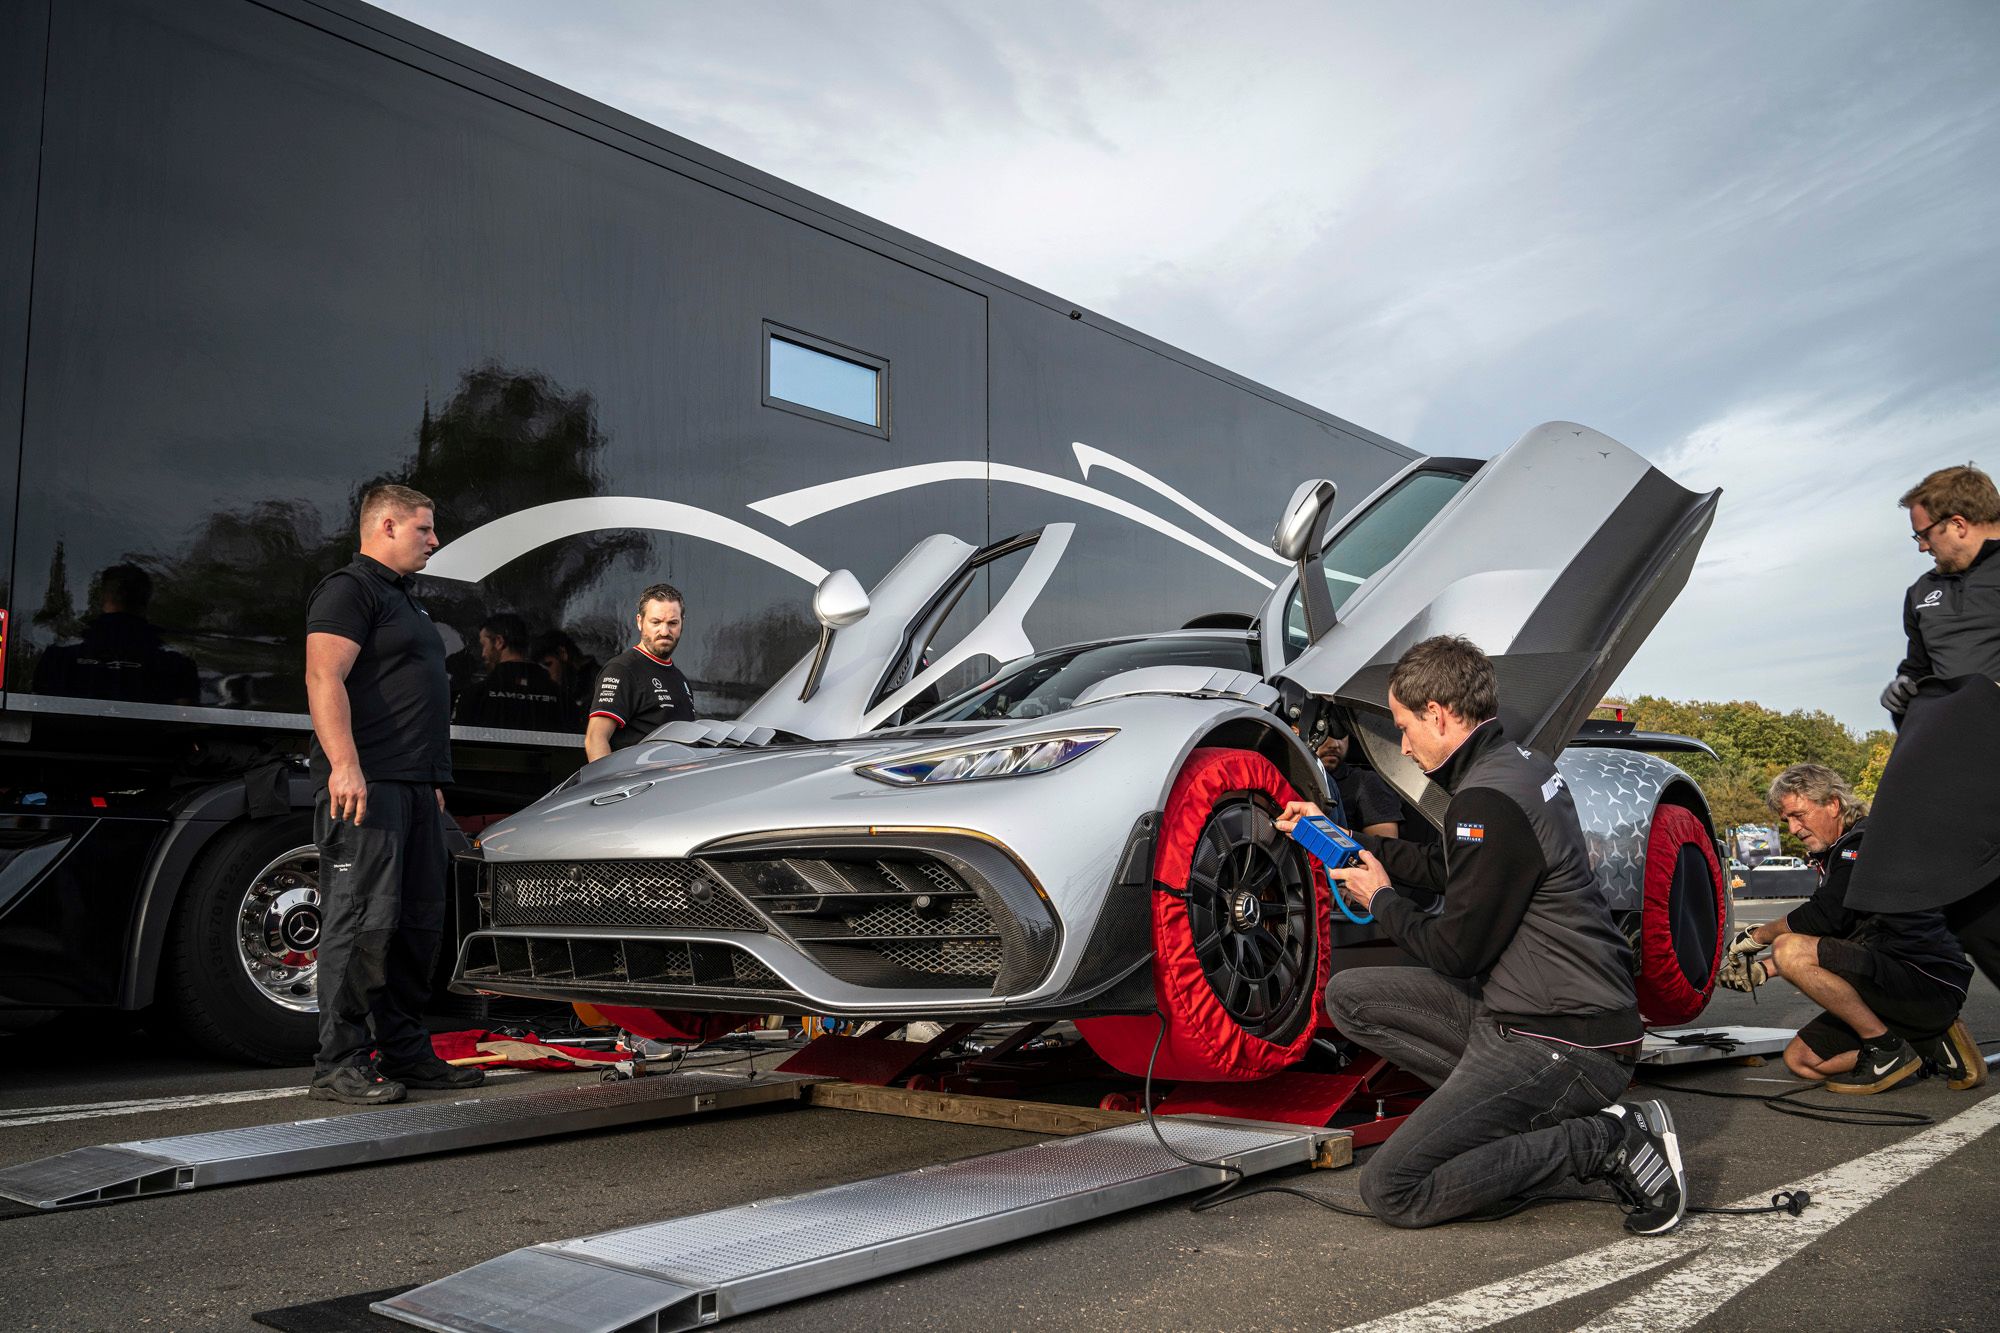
[166,815,321,1065]
[1077,747,1332,1082]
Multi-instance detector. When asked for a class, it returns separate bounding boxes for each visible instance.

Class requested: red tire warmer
[1636,804,1727,1025]
[1076,748,1333,1082]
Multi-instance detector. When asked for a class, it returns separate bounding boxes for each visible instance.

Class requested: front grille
[460,934,797,999]
[490,860,765,932]
[466,836,1056,997]
[711,854,1007,987]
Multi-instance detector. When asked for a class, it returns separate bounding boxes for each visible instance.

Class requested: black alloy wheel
[1184,796,1317,1041]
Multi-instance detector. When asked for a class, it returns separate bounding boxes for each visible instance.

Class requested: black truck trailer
[0,0,1415,1063]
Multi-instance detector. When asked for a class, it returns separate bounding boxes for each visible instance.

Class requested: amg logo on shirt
[1455,822,1485,843]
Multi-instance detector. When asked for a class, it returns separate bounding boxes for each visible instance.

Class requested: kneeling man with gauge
[1278,634,1687,1233]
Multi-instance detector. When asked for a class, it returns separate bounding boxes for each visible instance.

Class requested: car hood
[474,718,1051,861]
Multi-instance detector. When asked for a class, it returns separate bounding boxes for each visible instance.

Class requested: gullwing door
[1273,422,1719,770]
[738,524,1073,740]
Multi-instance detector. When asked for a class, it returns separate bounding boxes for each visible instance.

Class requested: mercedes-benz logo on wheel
[592,781,655,805]
[281,909,321,950]
[1231,890,1262,930]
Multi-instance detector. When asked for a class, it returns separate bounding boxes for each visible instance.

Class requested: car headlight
[857,728,1116,786]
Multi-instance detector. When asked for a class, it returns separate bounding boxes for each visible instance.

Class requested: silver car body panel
[472,693,1304,1008]
[1555,748,1718,916]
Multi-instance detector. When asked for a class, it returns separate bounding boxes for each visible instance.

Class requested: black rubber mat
[251,1286,415,1332]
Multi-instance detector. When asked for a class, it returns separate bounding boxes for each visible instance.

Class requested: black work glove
[1880,674,1918,715]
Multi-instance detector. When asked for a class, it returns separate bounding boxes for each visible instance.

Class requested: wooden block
[805,1081,1144,1136]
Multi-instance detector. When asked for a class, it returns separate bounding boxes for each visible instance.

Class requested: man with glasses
[1880,464,2000,720]
[1846,465,2000,998]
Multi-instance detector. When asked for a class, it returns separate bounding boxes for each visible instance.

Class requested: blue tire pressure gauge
[1287,814,1375,925]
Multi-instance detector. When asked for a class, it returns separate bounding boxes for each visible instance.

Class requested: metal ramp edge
[0,1071,822,1210]
[1638,1025,1795,1066]
[375,1116,1339,1333]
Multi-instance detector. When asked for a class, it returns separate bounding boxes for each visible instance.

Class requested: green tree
[1594,695,1881,855]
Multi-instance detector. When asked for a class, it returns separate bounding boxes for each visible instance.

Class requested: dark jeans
[314,781,448,1075]
[1326,967,1634,1228]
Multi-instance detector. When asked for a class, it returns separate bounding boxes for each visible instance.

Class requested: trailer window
[765,325,887,434]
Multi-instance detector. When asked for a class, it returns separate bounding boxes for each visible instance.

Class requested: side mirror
[1272,479,1337,561]
[801,569,869,701]
[812,569,870,629]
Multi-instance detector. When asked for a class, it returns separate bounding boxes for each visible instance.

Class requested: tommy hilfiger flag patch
[1841,848,1859,861]
[1455,822,1486,844]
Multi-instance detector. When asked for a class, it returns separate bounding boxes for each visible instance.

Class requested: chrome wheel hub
[236,847,321,1013]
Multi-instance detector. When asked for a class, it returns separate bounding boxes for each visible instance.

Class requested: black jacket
[1789,818,1971,987]
[1897,538,2000,703]
[1361,719,1640,1047]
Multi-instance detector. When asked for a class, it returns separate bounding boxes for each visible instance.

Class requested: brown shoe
[1920,1019,1988,1091]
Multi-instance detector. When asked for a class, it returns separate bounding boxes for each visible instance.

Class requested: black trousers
[1325,968,1634,1228]
[1945,876,2000,994]
[314,780,448,1074]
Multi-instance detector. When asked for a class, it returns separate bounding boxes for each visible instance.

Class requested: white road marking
[1339,1093,2000,1332]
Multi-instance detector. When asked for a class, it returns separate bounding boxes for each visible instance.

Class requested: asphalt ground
[2,897,1997,1333]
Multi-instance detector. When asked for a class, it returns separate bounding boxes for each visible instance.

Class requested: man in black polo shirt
[585,582,697,760]
[304,483,481,1104]
[1725,763,1980,1093]
[1279,636,1686,1235]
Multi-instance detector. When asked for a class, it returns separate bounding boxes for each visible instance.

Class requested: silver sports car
[453,422,1729,1082]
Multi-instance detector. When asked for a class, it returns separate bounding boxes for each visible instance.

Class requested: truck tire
[165,814,321,1065]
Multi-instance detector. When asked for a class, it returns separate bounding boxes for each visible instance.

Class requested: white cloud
[377,0,2000,730]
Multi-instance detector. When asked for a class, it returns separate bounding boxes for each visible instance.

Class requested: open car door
[1272,422,1718,818]
[737,524,1073,740]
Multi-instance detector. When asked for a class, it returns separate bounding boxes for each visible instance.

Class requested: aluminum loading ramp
[0,1071,821,1210]
[377,1117,1338,1333]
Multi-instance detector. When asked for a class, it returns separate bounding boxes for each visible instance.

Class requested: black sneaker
[1597,1099,1687,1235]
[1825,1036,1922,1095]
[309,1064,407,1105]
[1915,1019,1987,1091]
[377,1054,486,1090]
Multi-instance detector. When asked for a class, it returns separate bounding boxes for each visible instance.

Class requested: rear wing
[1567,719,1716,759]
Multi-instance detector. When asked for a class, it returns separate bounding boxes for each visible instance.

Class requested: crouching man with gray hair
[1725,763,1982,1093]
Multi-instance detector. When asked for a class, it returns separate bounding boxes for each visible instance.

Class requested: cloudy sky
[378,0,2000,732]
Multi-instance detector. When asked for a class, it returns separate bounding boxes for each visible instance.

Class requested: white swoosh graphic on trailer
[749,461,1276,589]
[1070,442,1291,568]
[424,498,829,584]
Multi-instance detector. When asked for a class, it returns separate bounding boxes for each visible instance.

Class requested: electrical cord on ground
[1648,1077,1933,1128]
[1191,1168,1813,1225]
[1137,1010,1246,1209]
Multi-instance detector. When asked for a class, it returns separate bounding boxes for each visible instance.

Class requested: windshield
[915,635,1258,722]
[1283,469,1469,658]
